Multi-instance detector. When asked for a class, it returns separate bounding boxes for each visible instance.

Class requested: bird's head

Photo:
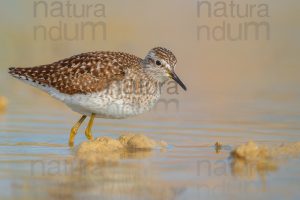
[143,47,187,91]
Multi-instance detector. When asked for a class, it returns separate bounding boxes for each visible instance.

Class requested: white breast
[45,83,161,119]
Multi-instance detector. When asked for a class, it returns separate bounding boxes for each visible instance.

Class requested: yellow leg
[85,113,95,141]
[69,115,87,147]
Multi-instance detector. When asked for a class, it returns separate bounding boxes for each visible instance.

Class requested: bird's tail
[9,67,23,79]
[8,67,33,81]
[8,66,50,91]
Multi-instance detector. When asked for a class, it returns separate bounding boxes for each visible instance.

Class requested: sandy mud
[231,141,300,179]
[76,134,167,163]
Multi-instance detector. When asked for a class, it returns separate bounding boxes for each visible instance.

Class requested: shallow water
[0,73,300,200]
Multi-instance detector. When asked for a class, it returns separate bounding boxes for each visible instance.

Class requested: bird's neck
[140,63,168,85]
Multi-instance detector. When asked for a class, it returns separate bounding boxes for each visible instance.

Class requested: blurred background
[0,0,300,200]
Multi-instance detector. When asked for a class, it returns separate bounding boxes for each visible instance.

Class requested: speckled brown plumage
[9,51,142,95]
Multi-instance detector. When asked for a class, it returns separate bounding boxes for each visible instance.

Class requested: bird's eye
[156,60,161,66]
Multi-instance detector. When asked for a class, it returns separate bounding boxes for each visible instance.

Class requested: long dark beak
[170,71,187,91]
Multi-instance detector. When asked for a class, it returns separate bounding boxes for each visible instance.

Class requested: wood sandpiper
[9,47,187,146]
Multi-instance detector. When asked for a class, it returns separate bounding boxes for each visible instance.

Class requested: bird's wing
[9,51,142,94]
